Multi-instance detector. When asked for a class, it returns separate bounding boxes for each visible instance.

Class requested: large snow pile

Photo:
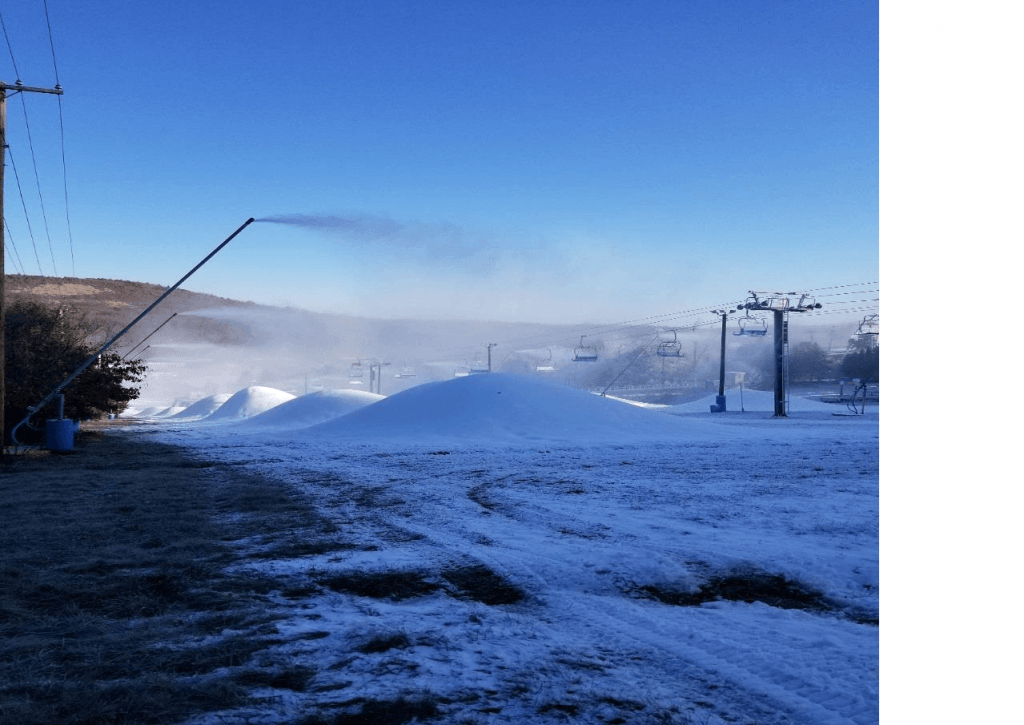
[203,386,296,422]
[306,373,753,444]
[151,405,188,418]
[170,393,233,420]
[236,389,385,430]
[123,405,163,418]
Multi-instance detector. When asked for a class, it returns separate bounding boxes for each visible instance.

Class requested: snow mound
[237,389,385,430]
[170,393,234,420]
[203,386,296,422]
[152,405,188,418]
[304,373,749,444]
[664,389,842,414]
[124,406,163,418]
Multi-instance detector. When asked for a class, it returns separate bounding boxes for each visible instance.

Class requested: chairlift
[394,362,417,378]
[348,361,364,384]
[536,348,556,372]
[856,314,879,337]
[656,330,683,357]
[573,335,599,362]
[469,359,489,374]
[454,364,471,378]
[733,314,768,337]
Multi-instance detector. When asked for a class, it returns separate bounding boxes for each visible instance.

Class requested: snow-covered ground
[124,374,878,724]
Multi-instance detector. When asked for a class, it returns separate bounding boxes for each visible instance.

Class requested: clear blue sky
[2,0,878,324]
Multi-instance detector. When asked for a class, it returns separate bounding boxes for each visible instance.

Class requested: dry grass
[0,422,327,725]
[441,564,526,605]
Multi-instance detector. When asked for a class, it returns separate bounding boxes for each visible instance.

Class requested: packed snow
[237,389,385,430]
[170,393,234,420]
[124,373,878,724]
[202,386,296,422]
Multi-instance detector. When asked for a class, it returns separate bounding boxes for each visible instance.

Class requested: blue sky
[2,0,877,324]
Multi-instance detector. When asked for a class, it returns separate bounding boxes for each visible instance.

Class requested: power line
[3,218,25,274]
[42,0,74,276]
[0,12,19,75]
[5,147,45,274]
[17,91,59,275]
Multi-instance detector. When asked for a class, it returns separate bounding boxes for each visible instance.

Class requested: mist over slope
[6,274,588,405]
[9,274,862,411]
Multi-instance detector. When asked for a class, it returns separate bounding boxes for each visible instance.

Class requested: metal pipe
[123,313,178,358]
[11,218,255,445]
[773,309,786,417]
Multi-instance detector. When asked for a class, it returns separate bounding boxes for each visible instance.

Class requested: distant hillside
[5,275,266,349]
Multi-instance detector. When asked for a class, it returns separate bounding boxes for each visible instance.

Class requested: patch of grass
[467,484,498,511]
[317,569,441,601]
[0,428,334,725]
[280,583,324,599]
[441,564,526,605]
[538,701,581,716]
[248,539,364,560]
[297,696,442,724]
[635,570,832,613]
[355,632,412,654]
[234,665,318,691]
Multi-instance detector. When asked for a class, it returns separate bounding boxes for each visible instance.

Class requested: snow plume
[256,213,502,270]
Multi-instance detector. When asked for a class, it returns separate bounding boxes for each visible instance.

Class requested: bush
[5,300,147,442]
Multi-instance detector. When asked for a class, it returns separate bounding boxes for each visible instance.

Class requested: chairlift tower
[744,291,822,417]
[368,360,390,394]
[1,80,64,446]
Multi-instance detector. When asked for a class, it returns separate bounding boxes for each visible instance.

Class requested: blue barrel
[46,419,76,453]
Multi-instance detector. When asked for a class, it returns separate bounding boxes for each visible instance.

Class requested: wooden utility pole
[1,80,64,447]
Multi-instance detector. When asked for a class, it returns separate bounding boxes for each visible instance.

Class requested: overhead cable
[43,0,75,275]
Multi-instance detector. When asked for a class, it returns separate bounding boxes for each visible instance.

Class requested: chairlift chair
[536,348,557,372]
[454,364,471,378]
[656,330,683,357]
[573,335,599,362]
[394,362,417,378]
[856,314,879,337]
[733,315,768,337]
[348,361,364,384]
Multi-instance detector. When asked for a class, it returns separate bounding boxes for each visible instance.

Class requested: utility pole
[710,308,739,412]
[1,80,64,447]
[486,343,497,373]
[772,309,786,417]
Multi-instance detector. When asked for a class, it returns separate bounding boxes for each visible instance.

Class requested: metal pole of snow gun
[11,218,256,446]
[123,312,178,358]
